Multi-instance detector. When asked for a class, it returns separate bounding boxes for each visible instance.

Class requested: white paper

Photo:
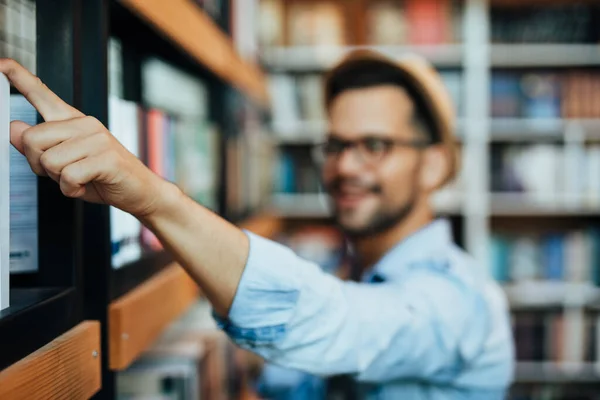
[0,73,10,310]
[109,96,142,269]
[9,94,38,274]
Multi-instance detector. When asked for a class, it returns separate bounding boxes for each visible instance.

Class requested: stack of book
[491,4,600,43]
[491,71,600,119]
[107,51,220,266]
[489,230,600,284]
[366,0,462,45]
[490,143,600,207]
[512,310,597,363]
[108,98,220,266]
[224,97,275,218]
[258,0,462,48]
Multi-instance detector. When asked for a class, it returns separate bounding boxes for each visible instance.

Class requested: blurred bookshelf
[490,45,600,68]
[0,0,274,398]
[256,0,600,397]
[514,362,600,383]
[262,45,464,71]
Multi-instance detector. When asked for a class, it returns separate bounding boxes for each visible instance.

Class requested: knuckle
[61,167,78,186]
[21,129,35,149]
[39,151,57,173]
[95,131,112,148]
[38,151,50,168]
[83,115,102,130]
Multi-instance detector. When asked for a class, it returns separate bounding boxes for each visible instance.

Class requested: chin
[335,214,373,237]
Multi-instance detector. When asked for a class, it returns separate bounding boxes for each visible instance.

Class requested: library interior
[1,0,600,399]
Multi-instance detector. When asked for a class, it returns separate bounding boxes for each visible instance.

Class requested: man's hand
[2,58,173,218]
[2,58,250,317]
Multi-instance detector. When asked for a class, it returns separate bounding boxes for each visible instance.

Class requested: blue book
[279,153,295,193]
[491,73,521,118]
[541,234,564,280]
[521,73,561,119]
[489,235,510,282]
[589,229,600,286]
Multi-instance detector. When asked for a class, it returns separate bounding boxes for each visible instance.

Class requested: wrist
[137,178,185,227]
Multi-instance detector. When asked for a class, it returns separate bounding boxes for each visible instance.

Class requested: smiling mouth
[333,189,375,208]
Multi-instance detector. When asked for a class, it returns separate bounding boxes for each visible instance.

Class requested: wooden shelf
[0,321,101,399]
[109,264,199,371]
[515,362,600,383]
[261,45,463,71]
[489,118,600,141]
[504,281,600,309]
[491,44,600,67]
[120,0,269,107]
[490,193,600,216]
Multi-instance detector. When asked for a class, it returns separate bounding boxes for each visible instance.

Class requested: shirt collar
[362,219,454,282]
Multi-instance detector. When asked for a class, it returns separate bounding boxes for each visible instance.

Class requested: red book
[406,0,450,45]
[147,109,165,177]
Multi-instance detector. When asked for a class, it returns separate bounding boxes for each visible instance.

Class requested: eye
[362,138,390,154]
[323,139,345,155]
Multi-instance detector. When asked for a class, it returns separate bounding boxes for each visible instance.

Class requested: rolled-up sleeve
[214,231,489,383]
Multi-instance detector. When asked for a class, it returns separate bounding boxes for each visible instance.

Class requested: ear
[418,145,450,192]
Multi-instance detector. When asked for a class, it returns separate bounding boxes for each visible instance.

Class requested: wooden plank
[120,0,269,108]
[238,214,283,239]
[0,321,101,400]
[109,264,199,370]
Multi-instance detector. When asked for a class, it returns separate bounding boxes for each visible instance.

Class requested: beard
[325,177,418,238]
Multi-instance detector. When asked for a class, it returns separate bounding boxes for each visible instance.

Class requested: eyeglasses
[313,136,431,165]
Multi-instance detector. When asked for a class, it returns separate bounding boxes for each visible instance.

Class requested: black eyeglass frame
[312,135,433,166]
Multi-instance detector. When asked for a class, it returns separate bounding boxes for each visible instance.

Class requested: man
[2,50,514,399]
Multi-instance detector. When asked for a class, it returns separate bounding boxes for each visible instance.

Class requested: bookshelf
[514,362,600,383]
[490,44,600,67]
[0,0,274,399]
[258,0,600,396]
[262,44,464,71]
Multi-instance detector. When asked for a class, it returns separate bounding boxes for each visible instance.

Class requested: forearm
[140,180,249,316]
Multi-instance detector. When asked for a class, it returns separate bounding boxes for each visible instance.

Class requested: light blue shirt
[215,219,515,399]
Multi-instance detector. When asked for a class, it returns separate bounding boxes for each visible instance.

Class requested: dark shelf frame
[2,1,267,399]
[1,0,85,374]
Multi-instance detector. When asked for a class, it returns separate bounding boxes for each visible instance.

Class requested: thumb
[10,120,31,155]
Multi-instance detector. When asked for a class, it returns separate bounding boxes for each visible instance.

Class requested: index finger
[0,58,83,121]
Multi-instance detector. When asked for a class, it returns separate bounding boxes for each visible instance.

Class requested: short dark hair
[324,58,440,144]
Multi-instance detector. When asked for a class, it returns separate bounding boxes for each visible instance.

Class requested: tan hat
[324,49,459,187]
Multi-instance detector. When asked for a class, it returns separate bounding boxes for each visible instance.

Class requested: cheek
[322,165,335,185]
[377,157,419,198]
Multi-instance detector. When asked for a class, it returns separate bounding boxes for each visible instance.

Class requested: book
[287,1,346,46]
[491,4,599,44]
[491,73,521,118]
[9,94,38,274]
[1,73,8,310]
[366,1,407,45]
[490,143,600,207]
[257,0,284,48]
[520,73,561,119]
[405,0,451,45]
[108,97,143,269]
[490,229,600,286]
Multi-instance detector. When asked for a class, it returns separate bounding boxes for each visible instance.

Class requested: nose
[335,147,362,176]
